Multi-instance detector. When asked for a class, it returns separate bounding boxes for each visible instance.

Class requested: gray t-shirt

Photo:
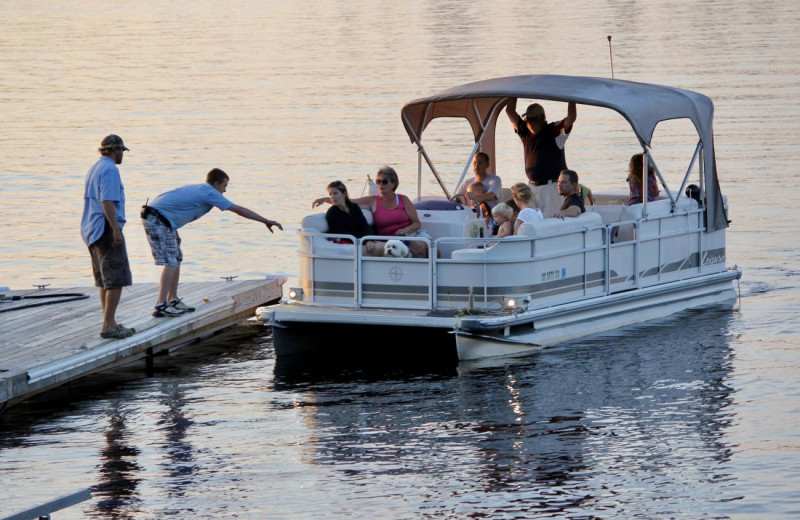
[454,174,503,209]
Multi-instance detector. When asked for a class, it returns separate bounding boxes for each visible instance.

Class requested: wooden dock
[0,278,282,411]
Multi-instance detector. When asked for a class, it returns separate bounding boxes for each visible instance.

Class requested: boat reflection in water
[271,305,738,517]
[1,309,737,517]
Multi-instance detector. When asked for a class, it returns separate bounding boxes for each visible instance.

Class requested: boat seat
[592,189,668,207]
[451,212,603,261]
[450,239,532,261]
[300,208,374,233]
[299,209,374,257]
[516,211,603,237]
[587,204,627,226]
[614,198,700,241]
[414,199,464,211]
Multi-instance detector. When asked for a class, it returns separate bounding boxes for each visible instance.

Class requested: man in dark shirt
[506,99,577,217]
[554,169,586,218]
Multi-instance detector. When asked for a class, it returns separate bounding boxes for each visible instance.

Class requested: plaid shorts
[142,213,183,266]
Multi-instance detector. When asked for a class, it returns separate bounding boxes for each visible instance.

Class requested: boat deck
[0,279,282,411]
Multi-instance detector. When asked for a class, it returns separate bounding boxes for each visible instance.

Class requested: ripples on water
[1,0,799,291]
[1,308,745,519]
[2,0,800,518]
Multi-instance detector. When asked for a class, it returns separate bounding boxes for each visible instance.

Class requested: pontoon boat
[257,75,741,361]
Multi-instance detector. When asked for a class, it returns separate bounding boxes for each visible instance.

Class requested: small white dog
[384,239,412,258]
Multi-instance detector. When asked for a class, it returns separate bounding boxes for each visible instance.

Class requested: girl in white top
[510,182,543,234]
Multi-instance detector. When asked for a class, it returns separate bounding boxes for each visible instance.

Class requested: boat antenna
[607,35,615,79]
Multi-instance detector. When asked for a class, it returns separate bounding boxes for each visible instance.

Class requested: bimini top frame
[400,74,728,232]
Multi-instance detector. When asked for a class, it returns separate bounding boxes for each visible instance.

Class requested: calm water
[1,0,799,518]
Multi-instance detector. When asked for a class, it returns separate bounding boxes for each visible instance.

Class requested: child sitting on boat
[466,181,494,234]
[491,203,514,238]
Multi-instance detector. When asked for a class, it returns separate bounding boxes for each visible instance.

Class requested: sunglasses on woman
[376,178,391,185]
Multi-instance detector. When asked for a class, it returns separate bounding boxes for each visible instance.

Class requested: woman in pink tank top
[312,166,428,257]
[373,192,411,236]
[367,166,427,257]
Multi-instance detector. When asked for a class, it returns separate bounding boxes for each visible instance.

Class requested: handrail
[298,206,706,311]
[1,488,92,520]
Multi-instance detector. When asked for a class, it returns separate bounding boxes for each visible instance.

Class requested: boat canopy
[400,74,728,232]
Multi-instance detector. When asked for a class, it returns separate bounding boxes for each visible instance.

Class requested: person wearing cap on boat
[452,152,502,210]
[141,168,283,318]
[80,134,136,340]
[505,99,577,218]
[554,169,586,218]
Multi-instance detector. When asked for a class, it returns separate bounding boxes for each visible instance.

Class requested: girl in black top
[325,180,371,243]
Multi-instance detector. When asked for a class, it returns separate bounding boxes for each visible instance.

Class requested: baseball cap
[523,103,545,120]
[99,134,130,152]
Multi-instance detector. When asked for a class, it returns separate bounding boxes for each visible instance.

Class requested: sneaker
[170,298,195,312]
[100,324,136,339]
[153,301,186,317]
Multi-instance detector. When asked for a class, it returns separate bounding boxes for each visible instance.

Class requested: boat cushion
[614,197,700,242]
[300,209,375,257]
[516,211,603,236]
[588,204,627,226]
[451,212,604,261]
[414,200,465,211]
[620,197,698,221]
[301,208,374,233]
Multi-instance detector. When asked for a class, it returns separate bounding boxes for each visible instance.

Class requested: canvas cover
[400,75,728,232]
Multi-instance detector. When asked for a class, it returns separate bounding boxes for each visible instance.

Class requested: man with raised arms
[506,99,577,218]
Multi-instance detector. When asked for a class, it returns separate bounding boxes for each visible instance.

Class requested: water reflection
[155,380,197,498]
[92,403,141,518]
[272,306,739,517]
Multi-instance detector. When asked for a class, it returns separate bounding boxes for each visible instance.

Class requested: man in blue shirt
[81,134,135,339]
[141,168,283,317]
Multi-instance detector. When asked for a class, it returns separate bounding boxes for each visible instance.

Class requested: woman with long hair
[627,153,660,205]
[323,180,371,244]
[314,166,429,257]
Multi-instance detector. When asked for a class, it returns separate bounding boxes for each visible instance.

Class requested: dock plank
[0,278,282,410]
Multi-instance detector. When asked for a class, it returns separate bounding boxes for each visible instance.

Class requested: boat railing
[297,203,710,311]
[356,234,434,310]
[298,230,434,310]
[436,220,608,310]
[608,203,707,292]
